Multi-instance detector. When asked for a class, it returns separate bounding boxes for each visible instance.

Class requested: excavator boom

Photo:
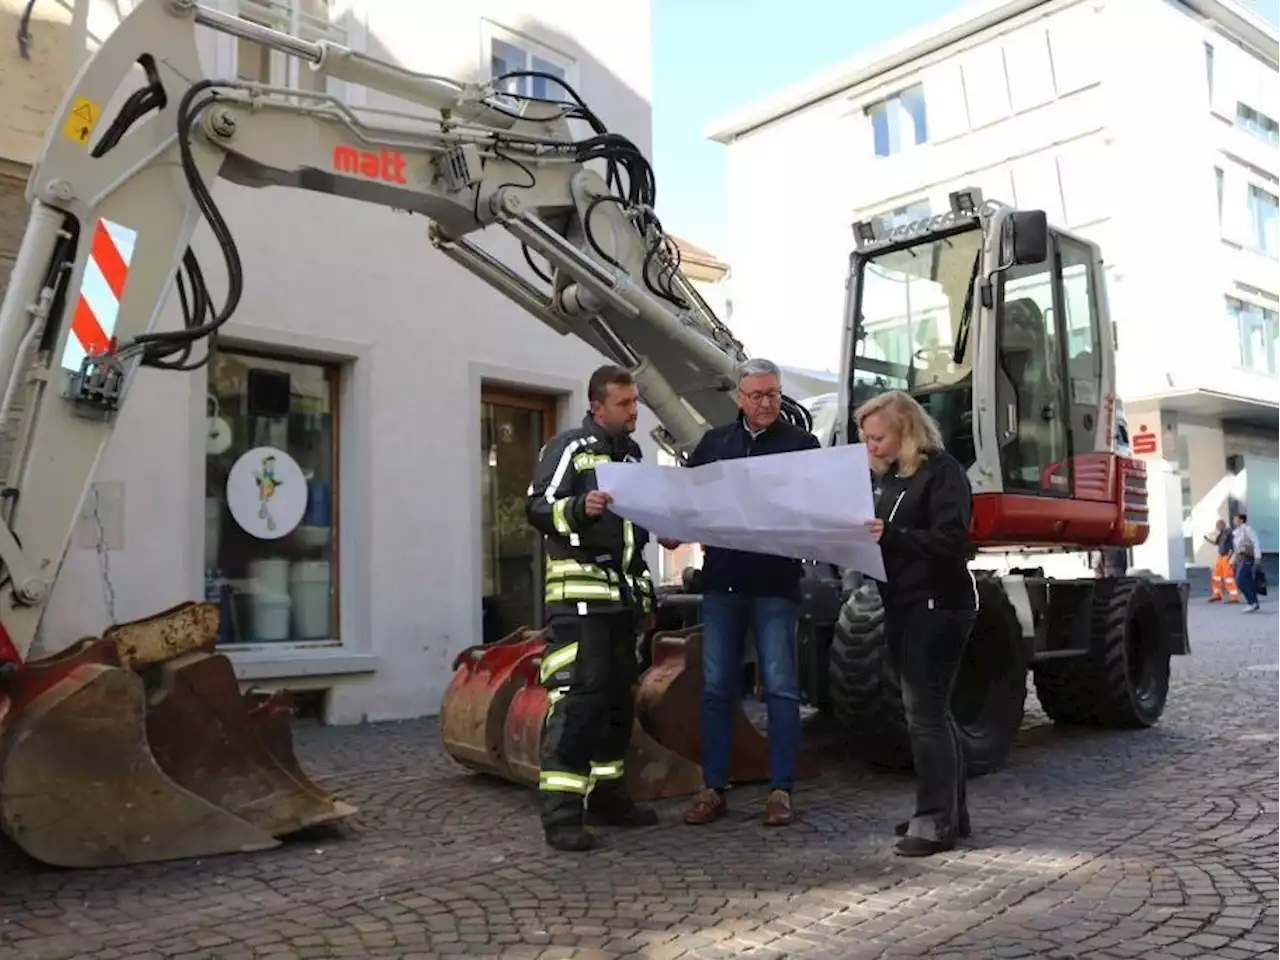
[0,0,794,865]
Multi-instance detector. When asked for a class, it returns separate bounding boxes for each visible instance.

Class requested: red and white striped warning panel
[60,217,138,374]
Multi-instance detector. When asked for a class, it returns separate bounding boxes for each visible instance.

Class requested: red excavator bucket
[439,627,548,779]
[0,602,356,869]
[439,620,811,801]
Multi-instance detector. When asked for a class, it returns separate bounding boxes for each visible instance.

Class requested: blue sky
[650,0,1280,258]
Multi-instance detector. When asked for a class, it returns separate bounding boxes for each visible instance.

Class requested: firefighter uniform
[525,414,656,847]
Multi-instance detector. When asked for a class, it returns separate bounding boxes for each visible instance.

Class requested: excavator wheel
[827,579,1026,776]
[1033,577,1170,728]
[827,584,910,770]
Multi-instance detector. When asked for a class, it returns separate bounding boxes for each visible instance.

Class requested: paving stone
[0,603,1274,959]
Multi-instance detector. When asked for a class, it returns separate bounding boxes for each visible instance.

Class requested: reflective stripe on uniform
[539,641,579,684]
[551,498,574,534]
[545,686,567,718]
[547,559,613,582]
[589,759,625,781]
[545,582,621,604]
[573,452,612,472]
[539,770,589,794]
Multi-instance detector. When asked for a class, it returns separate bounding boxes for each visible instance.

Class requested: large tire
[952,577,1027,774]
[1033,577,1170,728]
[828,584,910,769]
[827,578,1028,775]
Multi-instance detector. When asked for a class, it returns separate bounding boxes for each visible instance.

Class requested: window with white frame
[865,85,928,158]
[1246,184,1279,258]
[234,0,350,96]
[1228,296,1279,376]
[484,22,576,108]
[1237,103,1280,148]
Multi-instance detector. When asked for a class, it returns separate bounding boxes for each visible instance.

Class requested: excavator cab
[843,188,1147,551]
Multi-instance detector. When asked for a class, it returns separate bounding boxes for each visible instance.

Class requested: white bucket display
[250,592,292,642]
[248,558,290,595]
[289,560,331,640]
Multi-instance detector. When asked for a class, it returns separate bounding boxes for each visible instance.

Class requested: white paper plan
[594,443,887,582]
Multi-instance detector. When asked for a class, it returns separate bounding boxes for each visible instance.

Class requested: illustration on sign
[1132,424,1158,456]
[226,446,307,540]
[62,96,100,145]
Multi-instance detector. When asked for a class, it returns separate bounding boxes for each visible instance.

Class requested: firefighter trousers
[537,611,638,831]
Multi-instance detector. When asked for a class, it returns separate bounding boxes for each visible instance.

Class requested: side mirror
[1008,210,1048,265]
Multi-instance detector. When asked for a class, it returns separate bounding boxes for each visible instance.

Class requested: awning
[1127,389,1278,429]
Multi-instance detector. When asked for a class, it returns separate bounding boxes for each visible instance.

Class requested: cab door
[994,236,1073,496]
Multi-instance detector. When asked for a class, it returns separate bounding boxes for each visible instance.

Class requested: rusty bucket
[634,628,817,786]
[0,603,356,868]
[439,627,547,778]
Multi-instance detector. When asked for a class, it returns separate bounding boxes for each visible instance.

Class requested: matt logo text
[332,145,406,184]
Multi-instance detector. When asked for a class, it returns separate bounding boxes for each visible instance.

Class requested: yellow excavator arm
[0,0,810,869]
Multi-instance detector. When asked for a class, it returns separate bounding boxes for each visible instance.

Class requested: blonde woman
[858,390,978,857]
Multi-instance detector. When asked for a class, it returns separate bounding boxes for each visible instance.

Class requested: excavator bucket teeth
[635,629,818,785]
[244,691,356,816]
[0,660,279,869]
[440,628,548,778]
[143,652,357,836]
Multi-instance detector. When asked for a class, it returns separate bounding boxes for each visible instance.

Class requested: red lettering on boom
[332,145,407,184]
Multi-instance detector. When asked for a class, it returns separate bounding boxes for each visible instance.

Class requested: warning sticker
[62,96,100,146]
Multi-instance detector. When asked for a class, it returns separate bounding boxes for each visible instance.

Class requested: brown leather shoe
[763,789,793,826]
[683,787,726,825]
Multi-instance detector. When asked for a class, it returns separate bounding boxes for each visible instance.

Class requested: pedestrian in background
[1204,518,1240,603]
[858,389,977,858]
[1230,512,1262,613]
[668,358,821,828]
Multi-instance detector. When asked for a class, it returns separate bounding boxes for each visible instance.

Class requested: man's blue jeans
[700,590,801,792]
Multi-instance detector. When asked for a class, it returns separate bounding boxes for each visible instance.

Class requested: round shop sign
[226,446,308,540]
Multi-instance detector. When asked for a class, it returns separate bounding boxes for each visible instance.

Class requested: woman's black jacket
[873,449,977,612]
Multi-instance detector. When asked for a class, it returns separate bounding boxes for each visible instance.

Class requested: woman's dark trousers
[884,603,976,843]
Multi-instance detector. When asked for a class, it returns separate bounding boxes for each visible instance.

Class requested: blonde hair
[854,390,944,477]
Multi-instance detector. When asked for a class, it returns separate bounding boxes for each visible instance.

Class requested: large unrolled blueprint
[595,443,887,582]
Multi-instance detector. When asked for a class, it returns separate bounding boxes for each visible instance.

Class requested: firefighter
[525,363,661,851]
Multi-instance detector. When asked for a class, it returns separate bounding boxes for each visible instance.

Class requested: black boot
[585,793,659,828]
[545,825,599,851]
[541,789,597,851]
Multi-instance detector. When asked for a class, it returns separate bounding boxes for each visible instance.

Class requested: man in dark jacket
[673,359,821,828]
[525,364,659,851]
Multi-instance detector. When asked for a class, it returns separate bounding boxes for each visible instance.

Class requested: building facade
[706,0,1278,584]
[0,0,656,723]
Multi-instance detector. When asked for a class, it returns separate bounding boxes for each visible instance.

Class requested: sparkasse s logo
[332,145,406,184]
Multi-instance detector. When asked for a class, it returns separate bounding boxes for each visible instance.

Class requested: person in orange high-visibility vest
[1204,519,1239,603]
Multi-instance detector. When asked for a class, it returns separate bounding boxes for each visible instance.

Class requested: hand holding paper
[595,443,886,582]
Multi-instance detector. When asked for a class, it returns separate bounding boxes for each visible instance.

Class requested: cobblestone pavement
[0,602,1276,959]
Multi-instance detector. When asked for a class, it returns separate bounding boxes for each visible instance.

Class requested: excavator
[0,0,1190,869]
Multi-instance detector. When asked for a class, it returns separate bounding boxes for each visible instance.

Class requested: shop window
[205,348,340,645]
[481,386,557,643]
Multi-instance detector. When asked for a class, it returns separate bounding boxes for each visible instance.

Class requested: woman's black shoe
[894,813,970,839]
[894,835,954,857]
